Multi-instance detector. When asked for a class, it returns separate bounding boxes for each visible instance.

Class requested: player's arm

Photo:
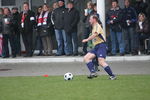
[82,32,98,43]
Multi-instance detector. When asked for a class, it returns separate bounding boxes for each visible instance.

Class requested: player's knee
[99,60,104,66]
[84,55,91,62]
[83,55,89,62]
[98,58,107,67]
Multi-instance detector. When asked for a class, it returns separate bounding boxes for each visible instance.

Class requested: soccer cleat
[87,73,98,79]
[109,76,117,80]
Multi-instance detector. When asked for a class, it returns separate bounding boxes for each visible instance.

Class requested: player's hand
[82,39,88,43]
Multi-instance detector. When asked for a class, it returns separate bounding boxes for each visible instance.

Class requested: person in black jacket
[2,8,16,58]
[0,8,3,34]
[134,0,148,16]
[11,7,21,56]
[35,6,43,56]
[52,0,69,56]
[146,0,150,24]
[64,1,80,56]
[122,0,137,55]
[106,0,125,56]
[82,1,94,55]
[37,4,53,56]
[0,8,3,57]
[20,2,36,57]
[136,13,150,55]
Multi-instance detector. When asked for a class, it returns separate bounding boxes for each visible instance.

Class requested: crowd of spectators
[0,0,149,58]
[106,0,150,56]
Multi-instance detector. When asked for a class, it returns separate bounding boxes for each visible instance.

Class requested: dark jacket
[0,14,3,33]
[12,12,20,34]
[2,14,14,34]
[20,10,36,34]
[136,20,150,34]
[134,1,148,15]
[52,6,66,30]
[64,8,80,33]
[122,6,137,28]
[83,10,95,28]
[106,7,123,32]
[146,2,150,23]
[37,11,53,37]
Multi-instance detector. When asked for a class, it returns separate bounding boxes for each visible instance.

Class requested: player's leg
[96,43,116,80]
[98,58,116,80]
[92,57,100,72]
[84,53,97,79]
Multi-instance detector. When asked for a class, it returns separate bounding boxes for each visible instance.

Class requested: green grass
[0,75,150,100]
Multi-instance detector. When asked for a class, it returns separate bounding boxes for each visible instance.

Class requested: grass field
[0,75,150,100]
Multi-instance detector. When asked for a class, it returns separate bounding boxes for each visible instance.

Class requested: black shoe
[24,54,32,57]
[37,52,43,56]
[48,54,53,56]
[147,52,150,55]
[12,55,16,58]
[66,54,72,56]
[125,52,130,54]
[73,53,78,56]
[108,53,116,56]
[87,73,98,79]
[24,55,29,57]
[131,52,138,56]
[2,56,9,58]
[120,53,125,56]
[80,52,87,56]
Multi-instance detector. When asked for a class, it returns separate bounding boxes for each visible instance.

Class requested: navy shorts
[89,43,107,59]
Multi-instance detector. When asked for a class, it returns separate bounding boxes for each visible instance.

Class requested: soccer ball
[64,72,73,81]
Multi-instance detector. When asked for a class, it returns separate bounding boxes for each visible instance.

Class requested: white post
[97,0,106,36]
[29,0,32,9]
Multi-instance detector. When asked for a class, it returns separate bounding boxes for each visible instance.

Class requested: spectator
[0,8,3,57]
[0,8,3,33]
[35,6,43,56]
[11,7,21,56]
[52,0,70,56]
[37,4,53,56]
[136,13,150,55]
[20,2,36,57]
[106,0,125,56]
[146,0,150,24]
[2,8,16,58]
[64,1,80,56]
[51,2,59,25]
[122,0,137,55]
[93,3,102,26]
[82,1,94,55]
[134,0,148,16]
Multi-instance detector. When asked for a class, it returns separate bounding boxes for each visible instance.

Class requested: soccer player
[82,15,116,80]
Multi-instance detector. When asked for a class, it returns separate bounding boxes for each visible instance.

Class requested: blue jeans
[123,27,136,53]
[110,29,125,54]
[55,29,70,55]
[66,32,78,54]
